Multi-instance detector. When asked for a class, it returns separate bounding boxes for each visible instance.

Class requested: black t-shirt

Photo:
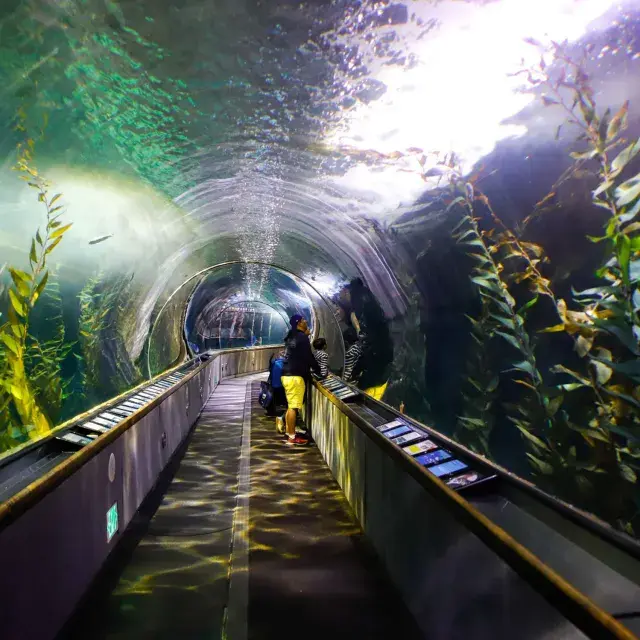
[282,329,321,378]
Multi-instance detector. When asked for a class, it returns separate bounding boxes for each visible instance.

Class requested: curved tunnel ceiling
[1,0,623,347]
[1,0,639,532]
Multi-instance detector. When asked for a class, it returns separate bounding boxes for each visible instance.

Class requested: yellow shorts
[281,375,306,410]
[363,381,388,401]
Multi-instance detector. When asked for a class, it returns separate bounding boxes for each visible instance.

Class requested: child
[342,327,362,383]
[266,350,287,417]
[312,337,329,378]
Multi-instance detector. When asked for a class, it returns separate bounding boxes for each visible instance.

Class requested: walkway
[62,374,420,639]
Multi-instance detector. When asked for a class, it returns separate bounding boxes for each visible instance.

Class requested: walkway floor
[62,374,421,640]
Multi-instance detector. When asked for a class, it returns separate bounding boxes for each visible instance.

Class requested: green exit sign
[106,502,119,542]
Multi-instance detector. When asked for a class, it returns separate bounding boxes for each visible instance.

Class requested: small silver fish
[89,234,113,245]
[423,165,455,178]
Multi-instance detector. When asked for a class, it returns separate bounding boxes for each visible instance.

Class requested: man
[280,314,320,445]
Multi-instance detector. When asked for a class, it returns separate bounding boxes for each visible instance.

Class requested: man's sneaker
[285,435,309,446]
[276,416,285,434]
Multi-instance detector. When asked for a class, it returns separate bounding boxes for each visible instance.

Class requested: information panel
[81,422,109,434]
[415,449,452,467]
[378,417,497,491]
[319,376,358,401]
[383,424,412,439]
[391,431,423,446]
[429,459,468,478]
[446,471,489,489]
[403,440,438,455]
[376,418,406,433]
[58,432,93,447]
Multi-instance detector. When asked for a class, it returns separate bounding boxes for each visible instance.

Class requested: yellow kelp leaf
[10,384,24,400]
[539,323,566,333]
[8,289,26,318]
[31,412,52,436]
[607,385,631,418]
[50,223,72,239]
[0,333,19,356]
[557,298,568,317]
[566,310,591,324]
[521,241,544,257]
[575,334,594,357]
[593,361,613,385]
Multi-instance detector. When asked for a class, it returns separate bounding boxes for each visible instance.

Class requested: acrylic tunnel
[2,2,640,639]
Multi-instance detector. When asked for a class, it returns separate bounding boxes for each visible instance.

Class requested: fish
[89,234,113,245]
[423,165,456,178]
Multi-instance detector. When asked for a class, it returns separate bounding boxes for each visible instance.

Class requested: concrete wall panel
[0,347,279,640]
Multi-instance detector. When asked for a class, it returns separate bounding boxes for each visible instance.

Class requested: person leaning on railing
[337,278,393,400]
[342,327,362,383]
[312,337,329,379]
[279,314,320,446]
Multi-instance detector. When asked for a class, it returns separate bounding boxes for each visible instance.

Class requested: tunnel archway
[192,299,291,351]
[147,260,346,378]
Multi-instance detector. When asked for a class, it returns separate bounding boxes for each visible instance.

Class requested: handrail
[313,380,638,640]
[0,357,190,470]
[359,386,640,564]
[0,345,276,533]
[0,345,278,471]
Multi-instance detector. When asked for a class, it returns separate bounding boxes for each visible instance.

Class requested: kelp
[521,41,640,522]
[446,172,574,478]
[439,41,640,532]
[24,274,74,424]
[387,285,431,419]
[0,136,72,447]
[450,200,502,455]
[453,253,499,455]
[77,272,111,394]
[77,271,144,402]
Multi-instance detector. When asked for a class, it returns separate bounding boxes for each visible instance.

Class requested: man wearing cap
[280,314,320,445]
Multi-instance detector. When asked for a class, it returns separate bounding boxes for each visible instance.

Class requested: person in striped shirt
[312,338,329,378]
[338,278,393,400]
[342,327,363,383]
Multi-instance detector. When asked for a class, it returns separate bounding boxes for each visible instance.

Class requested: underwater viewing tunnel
[3,0,640,638]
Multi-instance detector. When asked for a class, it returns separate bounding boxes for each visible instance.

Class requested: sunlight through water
[326,0,619,208]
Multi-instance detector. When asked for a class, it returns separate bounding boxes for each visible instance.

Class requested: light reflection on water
[327,0,619,203]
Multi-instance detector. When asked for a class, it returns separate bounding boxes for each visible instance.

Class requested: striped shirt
[314,350,329,378]
[343,342,363,382]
